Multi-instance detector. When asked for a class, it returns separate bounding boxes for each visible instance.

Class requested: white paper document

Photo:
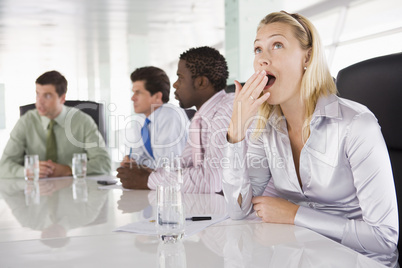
[114,214,229,237]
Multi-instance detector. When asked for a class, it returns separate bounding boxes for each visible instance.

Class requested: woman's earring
[304,66,307,70]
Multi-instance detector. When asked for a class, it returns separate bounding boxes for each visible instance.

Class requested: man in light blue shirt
[119,66,188,169]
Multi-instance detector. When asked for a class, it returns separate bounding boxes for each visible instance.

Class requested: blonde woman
[223,11,398,267]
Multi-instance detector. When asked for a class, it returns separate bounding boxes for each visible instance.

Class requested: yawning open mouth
[266,74,276,88]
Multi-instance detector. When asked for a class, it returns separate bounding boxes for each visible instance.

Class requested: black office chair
[225,82,245,93]
[336,52,402,257]
[19,100,107,144]
[226,84,236,93]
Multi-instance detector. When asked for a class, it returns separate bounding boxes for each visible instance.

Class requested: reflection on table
[0,176,387,268]
[0,177,109,244]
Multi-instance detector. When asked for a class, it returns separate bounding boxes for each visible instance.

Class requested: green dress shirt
[0,105,111,177]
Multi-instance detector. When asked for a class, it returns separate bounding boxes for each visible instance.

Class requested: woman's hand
[252,196,299,224]
[227,70,271,143]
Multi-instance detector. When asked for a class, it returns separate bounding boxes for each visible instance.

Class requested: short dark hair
[130,66,170,103]
[35,70,68,97]
[179,46,228,92]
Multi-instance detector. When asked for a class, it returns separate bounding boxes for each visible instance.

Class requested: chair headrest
[336,53,402,150]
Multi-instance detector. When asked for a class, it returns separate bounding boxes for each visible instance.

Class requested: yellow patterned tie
[46,120,58,162]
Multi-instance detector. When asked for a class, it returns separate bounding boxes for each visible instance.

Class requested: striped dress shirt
[148,90,234,193]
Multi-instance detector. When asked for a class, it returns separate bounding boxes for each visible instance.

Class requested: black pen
[185,216,212,221]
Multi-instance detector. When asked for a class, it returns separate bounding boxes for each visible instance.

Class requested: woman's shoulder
[336,95,377,123]
[313,94,378,131]
[316,94,374,120]
[336,96,371,114]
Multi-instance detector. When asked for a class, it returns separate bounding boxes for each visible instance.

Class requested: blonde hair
[254,11,336,142]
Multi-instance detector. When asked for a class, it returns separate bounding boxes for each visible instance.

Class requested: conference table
[0,175,387,268]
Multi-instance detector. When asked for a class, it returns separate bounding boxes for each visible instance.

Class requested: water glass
[72,153,87,179]
[156,159,185,243]
[24,154,39,181]
[72,179,88,202]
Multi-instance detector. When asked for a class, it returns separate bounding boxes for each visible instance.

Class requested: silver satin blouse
[222,94,398,267]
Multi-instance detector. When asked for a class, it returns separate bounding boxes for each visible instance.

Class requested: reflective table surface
[0,176,386,267]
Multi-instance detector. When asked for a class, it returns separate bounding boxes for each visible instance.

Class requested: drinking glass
[156,158,185,243]
[24,154,39,181]
[72,153,87,179]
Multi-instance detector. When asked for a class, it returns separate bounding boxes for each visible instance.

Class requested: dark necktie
[46,120,58,162]
[141,118,154,159]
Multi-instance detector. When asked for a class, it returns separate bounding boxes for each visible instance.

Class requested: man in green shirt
[0,70,111,178]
